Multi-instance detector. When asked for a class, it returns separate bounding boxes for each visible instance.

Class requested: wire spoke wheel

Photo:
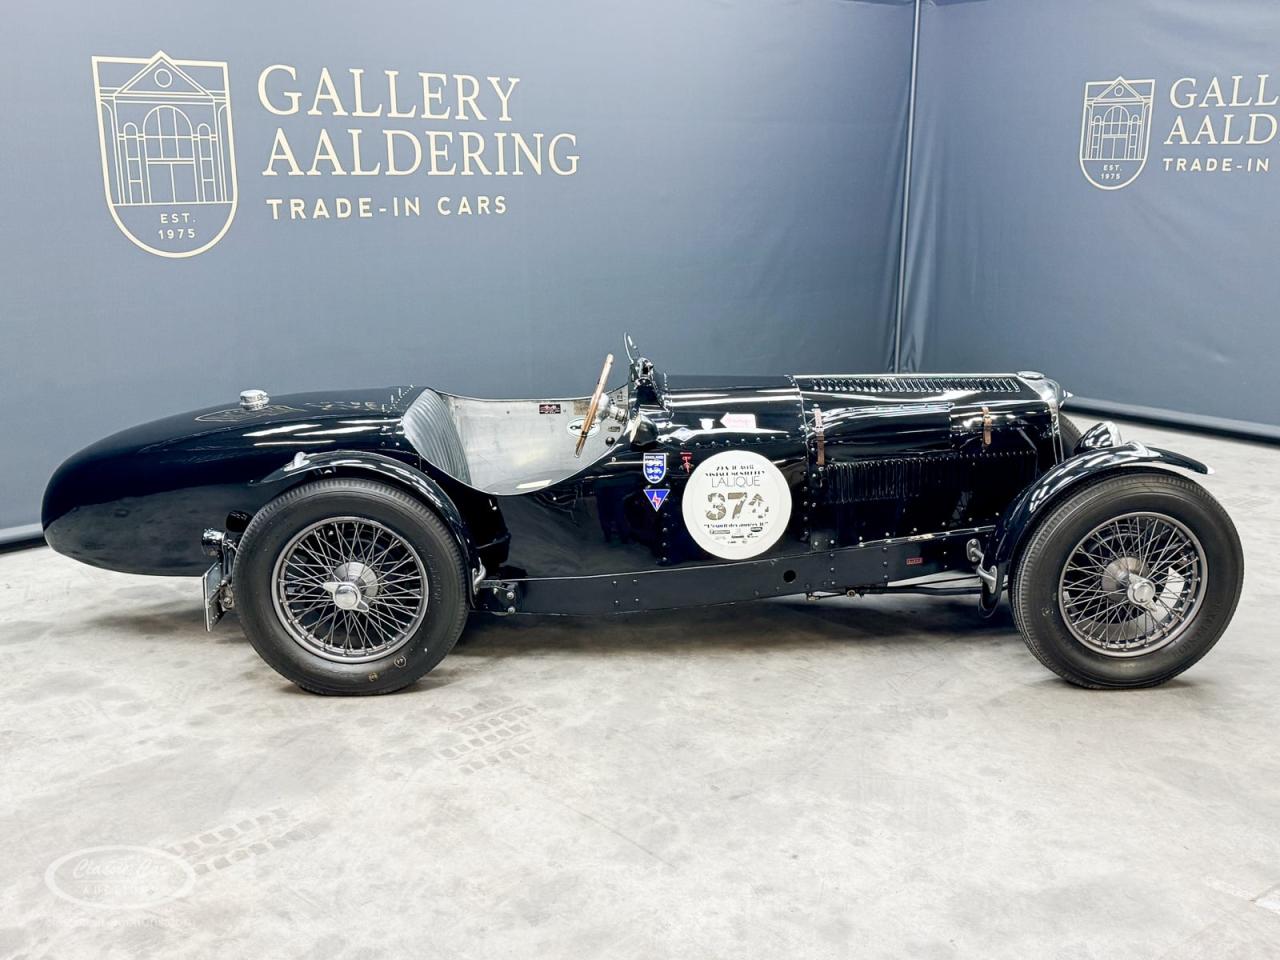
[1057,511,1206,658]
[272,516,429,663]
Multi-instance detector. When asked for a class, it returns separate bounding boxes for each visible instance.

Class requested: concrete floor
[1,418,1278,959]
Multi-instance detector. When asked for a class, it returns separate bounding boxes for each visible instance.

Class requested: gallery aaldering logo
[92,52,238,257]
[92,50,581,254]
[1080,72,1279,189]
[1080,77,1155,190]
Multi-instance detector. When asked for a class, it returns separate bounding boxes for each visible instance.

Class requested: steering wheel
[575,353,614,457]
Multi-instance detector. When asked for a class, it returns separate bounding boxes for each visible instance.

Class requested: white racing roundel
[681,451,792,560]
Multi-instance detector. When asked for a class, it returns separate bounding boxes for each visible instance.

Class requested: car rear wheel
[233,478,468,695]
[1010,472,1243,688]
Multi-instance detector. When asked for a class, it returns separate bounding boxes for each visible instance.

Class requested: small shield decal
[643,452,667,484]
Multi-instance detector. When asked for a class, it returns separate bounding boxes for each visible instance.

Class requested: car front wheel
[232,478,469,695]
[1011,472,1243,688]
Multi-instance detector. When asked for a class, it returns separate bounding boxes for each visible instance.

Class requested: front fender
[983,441,1211,569]
[256,450,478,572]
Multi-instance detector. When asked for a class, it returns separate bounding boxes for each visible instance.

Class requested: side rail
[476,526,993,616]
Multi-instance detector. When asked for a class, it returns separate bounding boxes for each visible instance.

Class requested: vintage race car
[43,337,1243,695]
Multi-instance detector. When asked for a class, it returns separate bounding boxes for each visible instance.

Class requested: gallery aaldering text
[257,65,579,178]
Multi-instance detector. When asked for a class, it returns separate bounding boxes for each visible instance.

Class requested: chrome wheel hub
[1126,575,1156,607]
[329,581,363,612]
[1101,556,1142,594]
[272,517,428,663]
[324,561,380,612]
[333,560,378,593]
[1058,512,1207,658]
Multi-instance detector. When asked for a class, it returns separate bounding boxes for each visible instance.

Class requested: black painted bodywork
[42,361,1208,615]
[43,387,463,576]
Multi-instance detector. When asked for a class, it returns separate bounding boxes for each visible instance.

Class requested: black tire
[1011,472,1243,688]
[1059,415,1082,455]
[232,478,469,695]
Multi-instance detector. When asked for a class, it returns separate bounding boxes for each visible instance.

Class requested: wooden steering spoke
[575,354,613,458]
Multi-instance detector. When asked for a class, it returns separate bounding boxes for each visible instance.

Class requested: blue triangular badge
[645,488,669,511]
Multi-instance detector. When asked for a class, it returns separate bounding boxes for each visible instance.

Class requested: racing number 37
[705,491,767,521]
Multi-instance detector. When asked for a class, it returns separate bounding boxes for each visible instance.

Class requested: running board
[476,526,995,616]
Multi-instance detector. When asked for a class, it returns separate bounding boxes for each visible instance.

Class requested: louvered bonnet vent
[822,450,1038,504]
[797,375,1024,394]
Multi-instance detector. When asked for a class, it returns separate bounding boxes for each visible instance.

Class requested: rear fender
[256,450,478,573]
[983,441,1211,570]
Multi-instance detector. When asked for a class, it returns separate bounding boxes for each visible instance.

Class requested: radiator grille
[822,450,1037,504]
[799,376,1023,395]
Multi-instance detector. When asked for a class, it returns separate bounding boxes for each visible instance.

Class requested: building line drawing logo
[1079,76,1155,190]
[92,51,238,257]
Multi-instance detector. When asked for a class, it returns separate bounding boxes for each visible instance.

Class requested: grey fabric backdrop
[900,0,1280,432]
[0,0,915,535]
